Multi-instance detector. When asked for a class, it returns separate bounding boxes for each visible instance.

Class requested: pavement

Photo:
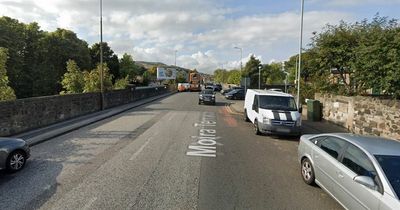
[14,92,175,146]
[228,99,348,134]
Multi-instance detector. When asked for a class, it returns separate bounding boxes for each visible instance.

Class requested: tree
[83,63,113,93]
[119,53,140,81]
[227,70,241,85]
[262,63,286,85]
[0,47,16,101]
[176,70,187,83]
[213,69,229,83]
[244,55,262,88]
[60,60,84,94]
[90,42,120,80]
[114,76,129,90]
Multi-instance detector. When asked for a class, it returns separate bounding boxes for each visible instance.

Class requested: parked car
[244,89,301,136]
[199,89,216,105]
[213,84,222,91]
[225,89,245,100]
[220,88,233,95]
[298,133,400,210]
[204,86,214,90]
[0,138,30,173]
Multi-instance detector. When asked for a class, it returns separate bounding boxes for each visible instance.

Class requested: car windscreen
[201,90,213,94]
[258,95,297,111]
[375,155,400,199]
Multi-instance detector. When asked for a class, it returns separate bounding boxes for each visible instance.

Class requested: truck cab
[244,89,302,136]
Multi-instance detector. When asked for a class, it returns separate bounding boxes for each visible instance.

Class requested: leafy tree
[119,53,140,81]
[227,70,241,85]
[0,47,16,101]
[244,55,262,88]
[60,60,84,94]
[263,63,286,85]
[83,63,113,93]
[114,76,129,90]
[90,42,119,80]
[213,69,229,83]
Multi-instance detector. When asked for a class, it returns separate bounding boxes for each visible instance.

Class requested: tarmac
[14,92,176,146]
[228,99,348,134]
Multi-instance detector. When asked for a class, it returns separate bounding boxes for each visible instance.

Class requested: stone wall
[315,93,400,140]
[0,86,169,136]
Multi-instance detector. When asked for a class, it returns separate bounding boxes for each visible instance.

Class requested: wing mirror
[354,176,377,190]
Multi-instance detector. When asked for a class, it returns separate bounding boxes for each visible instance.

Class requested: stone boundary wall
[315,93,400,140]
[0,86,169,136]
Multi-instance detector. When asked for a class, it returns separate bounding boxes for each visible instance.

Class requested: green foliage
[83,64,113,93]
[90,42,120,80]
[119,53,140,81]
[244,55,262,88]
[114,76,129,90]
[227,70,241,85]
[60,60,84,94]
[213,69,229,83]
[0,47,16,101]
[262,63,286,85]
[0,16,92,98]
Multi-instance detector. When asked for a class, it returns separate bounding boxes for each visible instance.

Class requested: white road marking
[82,196,97,210]
[129,138,151,161]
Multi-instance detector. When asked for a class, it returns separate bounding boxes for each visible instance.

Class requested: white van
[244,89,302,136]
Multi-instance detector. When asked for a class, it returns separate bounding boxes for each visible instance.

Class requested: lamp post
[258,65,262,89]
[99,0,104,110]
[234,46,245,91]
[297,0,305,108]
[174,50,177,66]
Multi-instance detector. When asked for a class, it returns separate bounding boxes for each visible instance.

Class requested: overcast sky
[1,0,400,73]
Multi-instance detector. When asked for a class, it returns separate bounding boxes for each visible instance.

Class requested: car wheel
[198,101,201,105]
[244,109,250,122]
[301,158,315,185]
[6,150,27,173]
[254,119,261,135]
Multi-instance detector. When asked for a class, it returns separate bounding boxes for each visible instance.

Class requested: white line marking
[129,138,151,161]
[83,197,97,210]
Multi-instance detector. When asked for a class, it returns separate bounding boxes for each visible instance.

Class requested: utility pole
[99,0,104,110]
[174,50,177,66]
[258,65,262,89]
[282,61,287,93]
[297,0,304,108]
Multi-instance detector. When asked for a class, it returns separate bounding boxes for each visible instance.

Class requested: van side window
[253,95,258,111]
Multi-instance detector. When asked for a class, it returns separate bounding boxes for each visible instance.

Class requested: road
[0,92,342,210]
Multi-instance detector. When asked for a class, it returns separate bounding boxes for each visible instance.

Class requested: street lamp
[234,46,245,91]
[99,0,104,110]
[297,0,305,108]
[258,65,262,89]
[174,50,177,66]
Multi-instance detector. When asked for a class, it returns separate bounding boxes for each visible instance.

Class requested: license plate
[277,128,290,133]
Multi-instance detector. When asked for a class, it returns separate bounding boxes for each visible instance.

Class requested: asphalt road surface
[0,92,342,210]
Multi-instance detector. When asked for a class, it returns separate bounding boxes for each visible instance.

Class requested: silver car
[0,137,30,172]
[298,133,400,210]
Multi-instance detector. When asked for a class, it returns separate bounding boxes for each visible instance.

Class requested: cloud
[0,0,355,74]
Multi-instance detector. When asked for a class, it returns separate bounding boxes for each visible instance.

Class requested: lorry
[189,72,202,91]
[244,89,302,136]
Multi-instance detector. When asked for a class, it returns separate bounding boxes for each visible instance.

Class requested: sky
[1,0,400,74]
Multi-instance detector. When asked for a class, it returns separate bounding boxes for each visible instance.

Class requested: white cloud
[0,0,357,74]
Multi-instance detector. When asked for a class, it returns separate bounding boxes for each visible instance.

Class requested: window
[253,95,259,112]
[319,137,347,159]
[342,144,376,178]
[310,136,327,144]
[258,96,297,111]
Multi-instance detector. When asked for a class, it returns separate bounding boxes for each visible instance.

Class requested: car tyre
[6,150,27,173]
[198,101,201,105]
[244,109,250,122]
[301,158,315,185]
[254,119,261,135]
